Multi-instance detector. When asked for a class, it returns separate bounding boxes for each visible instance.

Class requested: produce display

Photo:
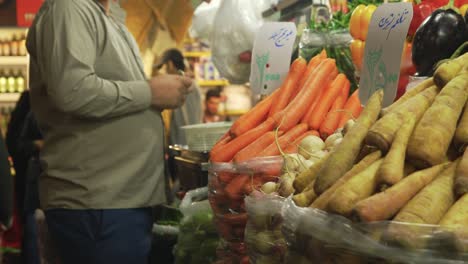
[277,48,466,262]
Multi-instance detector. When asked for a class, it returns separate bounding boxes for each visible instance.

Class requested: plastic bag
[299,29,357,92]
[174,187,219,264]
[282,198,468,264]
[245,192,287,264]
[190,0,221,42]
[210,0,278,84]
[208,156,284,263]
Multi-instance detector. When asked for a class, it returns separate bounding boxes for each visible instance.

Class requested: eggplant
[412,9,467,76]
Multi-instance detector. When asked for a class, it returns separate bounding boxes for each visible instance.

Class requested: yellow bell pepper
[461,4,468,16]
[349,4,377,41]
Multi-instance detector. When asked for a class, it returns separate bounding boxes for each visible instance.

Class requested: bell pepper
[460,3,468,16]
[349,4,377,41]
[408,0,437,36]
[350,39,365,72]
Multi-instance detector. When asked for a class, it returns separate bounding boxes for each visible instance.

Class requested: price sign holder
[250,22,297,97]
[359,2,413,107]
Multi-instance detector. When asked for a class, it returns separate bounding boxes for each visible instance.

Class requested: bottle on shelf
[0,70,6,94]
[7,70,16,93]
[0,38,3,57]
[16,70,25,93]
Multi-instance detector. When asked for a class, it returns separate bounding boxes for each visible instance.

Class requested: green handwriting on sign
[265,73,280,82]
[363,45,398,99]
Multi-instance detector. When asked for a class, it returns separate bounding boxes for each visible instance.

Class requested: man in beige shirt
[26,0,194,263]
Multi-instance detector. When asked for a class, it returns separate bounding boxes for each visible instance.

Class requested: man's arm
[36,1,152,119]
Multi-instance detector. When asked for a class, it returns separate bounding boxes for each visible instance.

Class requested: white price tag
[249,22,297,96]
[359,3,413,107]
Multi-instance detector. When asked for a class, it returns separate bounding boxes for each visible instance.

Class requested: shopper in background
[26,0,193,263]
[203,89,226,123]
[0,131,13,260]
[153,48,202,146]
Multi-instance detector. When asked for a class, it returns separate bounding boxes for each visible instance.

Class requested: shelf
[197,80,229,87]
[183,51,211,58]
[0,56,29,66]
[224,110,248,116]
[0,93,21,102]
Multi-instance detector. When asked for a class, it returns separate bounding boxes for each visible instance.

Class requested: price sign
[250,22,297,96]
[359,2,413,107]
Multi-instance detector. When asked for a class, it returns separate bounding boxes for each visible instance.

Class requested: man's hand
[149,75,194,110]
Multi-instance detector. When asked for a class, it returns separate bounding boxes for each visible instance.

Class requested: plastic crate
[182,122,232,152]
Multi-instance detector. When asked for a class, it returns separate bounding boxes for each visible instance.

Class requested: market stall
[204,0,468,263]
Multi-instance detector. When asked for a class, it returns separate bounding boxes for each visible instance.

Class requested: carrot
[439,193,468,227]
[386,160,459,249]
[222,213,248,226]
[407,74,468,168]
[319,76,351,138]
[268,58,307,117]
[327,159,383,216]
[311,150,382,210]
[233,131,283,162]
[380,77,434,116]
[273,59,338,132]
[293,153,330,193]
[454,101,468,152]
[224,174,250,200]
[230,89,279,137]
[434,53,468,89]
[284,130,320,154]
[337,89,363,129]
[293,50,328,99]
[258,123,308,157]
[394,159,459,224]
[377,115,417,186]
[293,181,318,207]
[300,66,339,125]
[354,162,451,222]
[210,117,276,162]
[366,85,439,153]
[314,89,383,195]
[455,148,468,198]
[212,132,232,151]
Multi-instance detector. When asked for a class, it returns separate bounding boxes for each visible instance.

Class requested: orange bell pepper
[350,39,365,72]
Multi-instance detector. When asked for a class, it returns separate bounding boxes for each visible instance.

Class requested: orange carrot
[300,65,339,124]
[337,89,363,128]
[210,118,276,162]
[212,131,232,150]
[308,74,348,130]
[259,123,309,157]
[319,76,351,138]
[230,90,279,137]
[284,130,320,153]
[293,50,327,99]
[268,58,307,117]
[273,59,337,131]
[234,131,284,162]
[224,174,250,200]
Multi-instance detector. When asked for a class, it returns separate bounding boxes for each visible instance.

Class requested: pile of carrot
[211,50,362,164]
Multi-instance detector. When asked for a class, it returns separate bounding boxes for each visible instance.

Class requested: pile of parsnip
[276,52,468,251]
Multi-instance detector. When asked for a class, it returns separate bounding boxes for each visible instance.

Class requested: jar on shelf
[10,34,19,57]
[2,37,11,56]
[7,70,16,93]
[19,33,27,56]
[16,70,25,93]
[0,71,7,93]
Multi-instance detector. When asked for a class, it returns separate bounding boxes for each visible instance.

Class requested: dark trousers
[45,208,153,264]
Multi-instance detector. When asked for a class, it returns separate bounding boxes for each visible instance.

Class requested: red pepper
[408,1,437,36]
[455,0,468,7]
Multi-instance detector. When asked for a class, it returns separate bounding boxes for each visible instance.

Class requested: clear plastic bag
[299,29,357,91]
[174,187,219,264]
[189,0,222,43]
[208,156,284,263]
[282,198,468,264]
[210,0,278,84]
[245,192,287,264]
